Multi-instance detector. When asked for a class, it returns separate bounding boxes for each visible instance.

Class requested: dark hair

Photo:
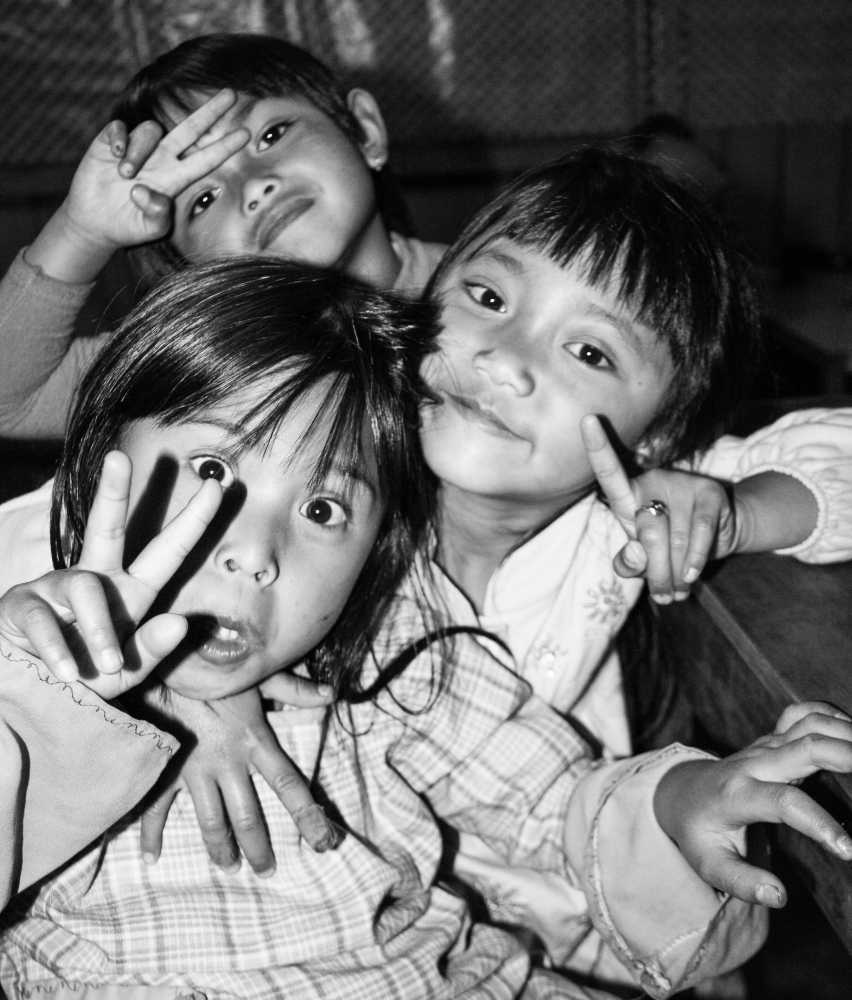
[427,146,761,466]
[113,33,410,289]
[51,256,437,697]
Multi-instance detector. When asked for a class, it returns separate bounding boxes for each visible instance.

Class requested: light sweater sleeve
[565,746,769,997]
[0,248,108,439]
[0,637,178,906]
[689,408,852,563]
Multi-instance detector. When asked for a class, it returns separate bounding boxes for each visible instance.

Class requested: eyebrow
[465,246,526,276]
[576,301,650,358]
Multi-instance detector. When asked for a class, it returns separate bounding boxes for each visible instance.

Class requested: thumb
[129,183,171,223]
[691,841,787,908]
[259,670,335,708]
[613,539,648,578]
[121,614,188,688]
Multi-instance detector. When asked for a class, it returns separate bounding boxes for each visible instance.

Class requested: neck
[341,215,401,289]
[436,483,585,612]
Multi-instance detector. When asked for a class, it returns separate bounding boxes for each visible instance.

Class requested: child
[0,33,447,439]
[2,259,852,1000]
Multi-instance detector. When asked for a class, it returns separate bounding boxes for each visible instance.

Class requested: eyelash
[188,188,220,220]
[565,342,614,371]
[299,495,350,528]
[258,121,291,150]
[464,282,506,313]
[189,455,236,488]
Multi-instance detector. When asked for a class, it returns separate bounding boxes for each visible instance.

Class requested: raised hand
[27,90,249,284]
[0,450,222,698]
[653,702,852,907]
[581,414,736,602]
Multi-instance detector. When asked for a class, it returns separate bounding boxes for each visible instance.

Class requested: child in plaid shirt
[4,239,852,999]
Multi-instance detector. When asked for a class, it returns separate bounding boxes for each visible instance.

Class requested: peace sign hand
[0,451,222,699]
[581,415,738,602]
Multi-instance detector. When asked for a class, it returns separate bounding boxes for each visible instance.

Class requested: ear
[347,89,389,170]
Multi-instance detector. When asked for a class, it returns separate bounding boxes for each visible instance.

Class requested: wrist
[26,200,118,284]
[653,759,704,843]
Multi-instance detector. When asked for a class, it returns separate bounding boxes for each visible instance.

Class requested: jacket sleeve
[690,408,852,563]
[0,638,178,906]
[0,249,107,438]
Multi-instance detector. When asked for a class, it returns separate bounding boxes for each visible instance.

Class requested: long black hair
[52,256,436,697]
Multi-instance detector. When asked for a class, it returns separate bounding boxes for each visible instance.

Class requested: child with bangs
[0,32,446,439]
[3,258,852,1000]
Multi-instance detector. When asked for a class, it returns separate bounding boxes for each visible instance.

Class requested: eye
[190,456,236,488]
[299,497,348,527]
[566,343,613,370]
[466,283,506,313]
[188,188,219,220]
[258,121,290,150]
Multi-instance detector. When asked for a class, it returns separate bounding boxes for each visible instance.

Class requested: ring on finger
[635,499,669,519]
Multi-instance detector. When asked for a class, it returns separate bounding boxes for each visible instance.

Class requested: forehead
[168,90,330,141]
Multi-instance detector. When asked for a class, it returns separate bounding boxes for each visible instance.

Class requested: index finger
[162,88,240,156]
[580,415,636,523]
[77,451,133,575]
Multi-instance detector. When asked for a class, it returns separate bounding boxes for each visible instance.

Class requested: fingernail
[220,861,241,875]
[142,851,158,866]
[674,590,690,601]
[652,593,673,605]
[757,883,783,907]
[318,684,334,698]
[55,659,78,682]
[294,803,339,852]
[256,866,275,879]
[99,648,124,673]
[112,142,125,156]
[683,567,700,584]
[119,162,134,177]
[836,835,852,857]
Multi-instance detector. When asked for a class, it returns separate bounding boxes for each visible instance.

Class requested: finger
[696,843,788,908]
[249,733,338,853]
[679,492,723,593]
[612,539,648,579]
[77,451,132,575]
[258,671,335,708]
[127,478,222,600]
[129,184,171,222]
[747,732,852,786]
[635,507,675,603]
[122,614,188,688]
[188,780,241,873]
[775,702,852,735]
[1,592,80,682]
[581,415,636,527]
[103,120,129,159]
[65,570,125,675]
[140,784,179,864]
[772,711,852,746]
[219,780,276,877]
[163,88,239,153]
[169,126,249,193]
[119,120,164,178]
[743,780,852,860]
[666,509,693,598]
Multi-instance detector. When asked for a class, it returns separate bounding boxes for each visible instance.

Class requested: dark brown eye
[191,456,235,487]
[299,498,348,527]
[199,459,226,481]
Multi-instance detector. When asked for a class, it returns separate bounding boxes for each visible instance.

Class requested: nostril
[263,182,275,195]
[247,199,259,211]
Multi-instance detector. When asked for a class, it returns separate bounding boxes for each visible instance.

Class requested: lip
[185,613,263,666]
[445,391,524,440]
[256,195,314,251]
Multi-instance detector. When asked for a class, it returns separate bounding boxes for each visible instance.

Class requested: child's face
[420,241,674,512]
[169,91,385,275]
[120,385,384,699]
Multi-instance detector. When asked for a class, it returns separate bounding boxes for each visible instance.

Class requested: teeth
[215,626,240,641]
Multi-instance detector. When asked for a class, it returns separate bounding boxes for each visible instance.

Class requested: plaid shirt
[0,585,764,1000]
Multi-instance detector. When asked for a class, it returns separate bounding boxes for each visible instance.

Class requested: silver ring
[635,499,669,519]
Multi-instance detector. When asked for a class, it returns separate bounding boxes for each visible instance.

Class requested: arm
[0,635,178,906]
[0,92,249,440]
[375,627,765,994]
[692,407,852,563]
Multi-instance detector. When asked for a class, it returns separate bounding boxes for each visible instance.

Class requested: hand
[137,682,339,870]
[654,702,852,907]
[0,450,222,698]
[33,89,249,281]
[581,414,736,603]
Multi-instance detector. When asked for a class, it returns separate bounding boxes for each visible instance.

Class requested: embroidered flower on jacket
[584,579,627,625]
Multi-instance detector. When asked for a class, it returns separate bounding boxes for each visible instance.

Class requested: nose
[473,345,535,396]
[243,174,282,214]
[214,525,280,586]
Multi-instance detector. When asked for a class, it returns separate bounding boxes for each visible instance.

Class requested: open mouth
[257,196,314,251]
[445,391,523,440]
[185,613,261,666]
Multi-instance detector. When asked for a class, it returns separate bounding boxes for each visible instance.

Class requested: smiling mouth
[185,613,261,666]
[445,392,523,439]
[257,196,314,251]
